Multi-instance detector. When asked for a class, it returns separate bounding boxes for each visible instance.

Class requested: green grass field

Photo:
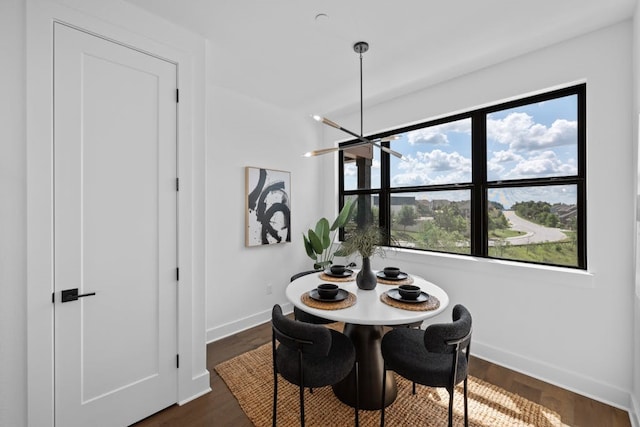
[391,226,577,267]
[488,240,577,267]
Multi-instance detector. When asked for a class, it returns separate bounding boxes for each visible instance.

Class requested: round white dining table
[286,270,449,409]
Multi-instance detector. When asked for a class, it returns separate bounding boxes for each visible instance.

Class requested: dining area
[273,264,472,426]
[208,184,622,427]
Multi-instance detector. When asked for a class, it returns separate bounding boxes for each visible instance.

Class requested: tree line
[512,200,576,230]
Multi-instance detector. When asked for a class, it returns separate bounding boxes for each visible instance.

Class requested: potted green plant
[303,199,356,270]
[336,224,386,290]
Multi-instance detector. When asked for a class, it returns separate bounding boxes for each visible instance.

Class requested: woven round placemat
[318,272,356,282]
[376,275,414,285]
[380,292,440,311]
[301,291,356,310]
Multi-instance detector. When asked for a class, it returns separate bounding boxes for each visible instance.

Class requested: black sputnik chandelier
[305,41,403,159]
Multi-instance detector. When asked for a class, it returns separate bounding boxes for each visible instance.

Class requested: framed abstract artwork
[245,167,291,247]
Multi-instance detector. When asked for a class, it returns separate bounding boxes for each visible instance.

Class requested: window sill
[383,246,595,289]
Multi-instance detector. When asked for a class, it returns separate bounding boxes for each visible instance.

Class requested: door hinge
[176,88,179,103]
[176,267,179,281]
[176,177,179,191]
[176,354,180,368]
[52,292,55,303]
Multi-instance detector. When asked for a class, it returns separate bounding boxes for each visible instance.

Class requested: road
[502,210,567,245]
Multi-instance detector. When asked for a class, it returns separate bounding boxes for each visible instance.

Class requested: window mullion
[471,113,487,256]
[576,85,587,268]
[380,143,391,245]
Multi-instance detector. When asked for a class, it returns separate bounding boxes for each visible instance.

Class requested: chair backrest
[423,304,472,355]
[290,270,318,282]
[271,304,332,356]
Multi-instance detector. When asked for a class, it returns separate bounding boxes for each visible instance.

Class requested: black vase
[356,257,377,290]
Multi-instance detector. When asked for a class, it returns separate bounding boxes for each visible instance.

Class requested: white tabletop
[286,270,449,326]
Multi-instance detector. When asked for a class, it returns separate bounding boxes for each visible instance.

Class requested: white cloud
[487,112,576,151]
[407,119,471,145]
[504,150,577,179]
[418,149,470,172]
[487,161,505,176]
[407,128,449,145]
[391,172,429,186]
[392,149,471,185]
[392,169,471,186]
[490,150,524,164]
[344,163,357,177]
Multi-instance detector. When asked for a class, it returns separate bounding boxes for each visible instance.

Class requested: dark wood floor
[134,321,631,427]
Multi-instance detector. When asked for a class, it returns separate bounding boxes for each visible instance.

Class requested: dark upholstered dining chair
[290,270,336,325]
[271,304,359,427]
[380,304,472,427]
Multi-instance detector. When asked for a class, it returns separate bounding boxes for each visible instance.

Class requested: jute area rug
[215,342,569,427]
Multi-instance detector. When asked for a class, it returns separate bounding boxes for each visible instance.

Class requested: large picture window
[339,84,586,269]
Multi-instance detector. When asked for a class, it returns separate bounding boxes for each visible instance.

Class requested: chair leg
[448,388,454,427]
[272,371,278,427]
[412,381,416,395]
[272,334,278,427]
[463,377,469,427]
[298,383,305,427]
[354,361,359,427]
[298,352,305,427]
[380,365,387,427]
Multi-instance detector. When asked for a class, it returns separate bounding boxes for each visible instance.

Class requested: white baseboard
[206,302,293,343]
[178,386,211,406]
[473,340,631,411]
[630,394,639,427]
[178,370,211,405]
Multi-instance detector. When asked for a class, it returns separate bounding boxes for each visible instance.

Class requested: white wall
[0,1,27,425]
[205,82,332,340]
[632,1,640,425]
[329,22,635,410]
[634,298,640,426]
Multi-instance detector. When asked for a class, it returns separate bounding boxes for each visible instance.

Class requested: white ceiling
[125,0,637,116]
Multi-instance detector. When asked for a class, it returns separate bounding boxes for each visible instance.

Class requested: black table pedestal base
[332,323,397,410]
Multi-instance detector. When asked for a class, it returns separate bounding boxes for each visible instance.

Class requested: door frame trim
[26,1,209,425]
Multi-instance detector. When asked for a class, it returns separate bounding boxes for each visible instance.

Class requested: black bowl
[398,284,421,300]
[383,267,401,278]
[317,283,339,299]
[330,264,346,275]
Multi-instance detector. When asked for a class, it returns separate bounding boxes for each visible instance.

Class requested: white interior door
[54,23,178,427]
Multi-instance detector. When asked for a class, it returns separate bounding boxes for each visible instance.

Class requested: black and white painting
[245,167,291,247]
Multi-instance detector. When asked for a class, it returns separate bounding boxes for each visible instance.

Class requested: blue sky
[344,95,578,208]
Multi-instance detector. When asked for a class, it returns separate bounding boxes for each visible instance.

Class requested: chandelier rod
[359,46,363,137]
[306,41,404,160]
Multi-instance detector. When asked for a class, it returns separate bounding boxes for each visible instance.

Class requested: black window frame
[338,84,586,269]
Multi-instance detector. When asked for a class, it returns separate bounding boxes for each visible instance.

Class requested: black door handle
[61,288,96,303]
